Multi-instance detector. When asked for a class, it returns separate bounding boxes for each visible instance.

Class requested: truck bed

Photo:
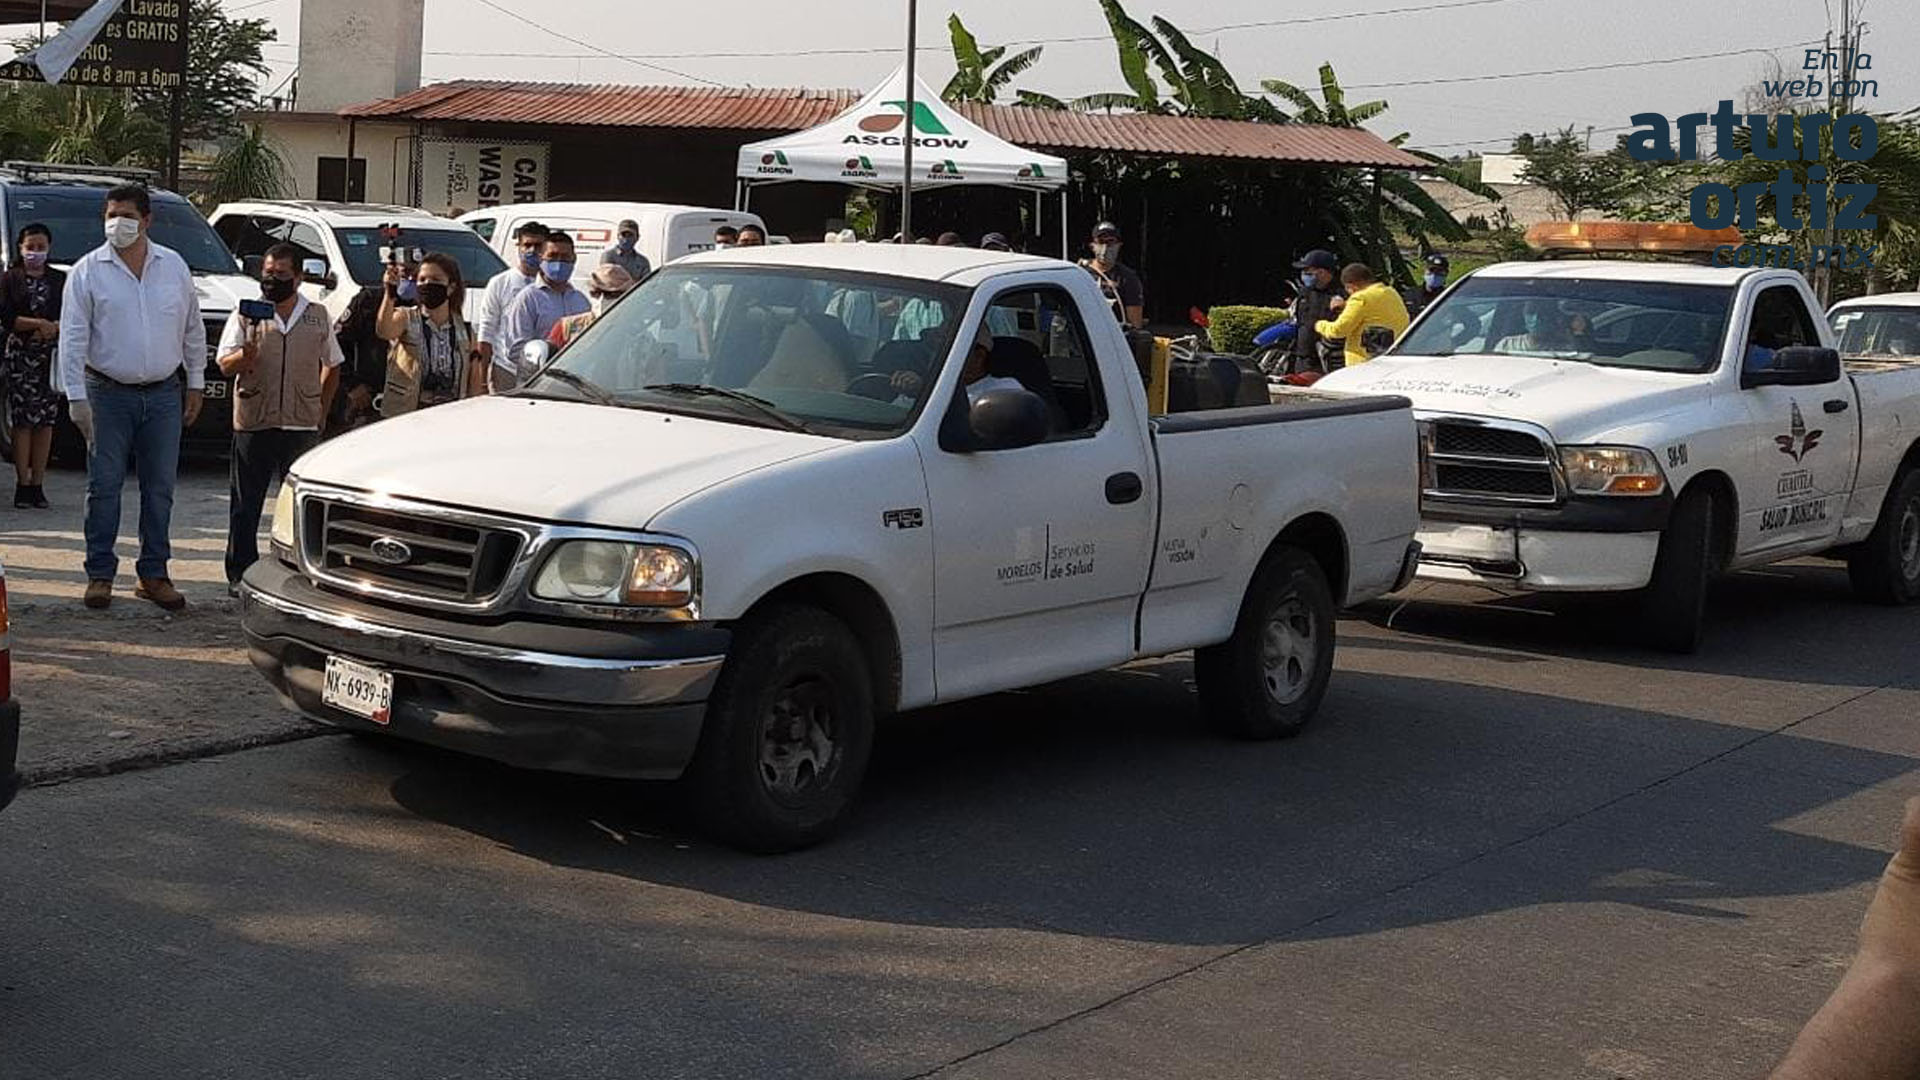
[1151,391,1411,433]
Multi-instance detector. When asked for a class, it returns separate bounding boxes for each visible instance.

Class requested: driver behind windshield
[1494,301,1576,354]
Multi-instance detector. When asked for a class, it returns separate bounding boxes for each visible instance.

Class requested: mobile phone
[239,298,275,321]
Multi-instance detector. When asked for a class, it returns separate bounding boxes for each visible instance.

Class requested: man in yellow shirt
[1313,263,1411,368]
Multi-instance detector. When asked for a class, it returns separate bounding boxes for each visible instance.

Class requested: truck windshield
[525,265,967,439]
[1398,276,1735,374]
[333,227,505,289]
[7,188,238,275]
[1830,306,1920,359]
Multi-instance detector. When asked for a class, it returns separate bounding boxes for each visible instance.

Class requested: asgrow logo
[843,100,970,149]
[930,159,964,179]
[1015,162,1050,184]
[757,150,793,175]
[841,154,878,178]
[857,101,951,135]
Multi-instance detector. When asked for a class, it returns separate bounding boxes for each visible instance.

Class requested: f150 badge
[1776,401,1824,464]
[883,508,925,530]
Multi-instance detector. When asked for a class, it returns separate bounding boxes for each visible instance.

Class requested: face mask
[618,234,637,253]
[541,259,574,283]
[519,248,542,272]
[1093,243,1117,268]
[591,293,612,317]
[416,282,449,310]
[715,240,734,249]
[105,217,140,249]
[260,276,298,303]
[1300,271,1318,289]
[396,279,419,303]
[21,250,47,269]
[1424,272,1445,290]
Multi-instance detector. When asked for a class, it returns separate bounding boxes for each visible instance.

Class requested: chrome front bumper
[241,560,728,779]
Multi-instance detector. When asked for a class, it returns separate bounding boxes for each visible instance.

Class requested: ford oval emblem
[369,537,413,566]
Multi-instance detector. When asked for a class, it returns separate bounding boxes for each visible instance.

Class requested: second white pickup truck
[241,245,1419,850]
[1320,258,1920,652]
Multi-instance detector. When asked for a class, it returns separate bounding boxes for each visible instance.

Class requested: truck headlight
[532,541,697,608]
[1558,446,1667,496]
[269,482,298,552]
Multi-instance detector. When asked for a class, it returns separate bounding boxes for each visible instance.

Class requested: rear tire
[1848,469,1920,605]
[1195,548,1337,740]
[686,604,874,853]
[1634,486,1715,654]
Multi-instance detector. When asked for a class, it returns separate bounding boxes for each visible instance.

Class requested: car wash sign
[0,0,189,89]
[417,138,549,213]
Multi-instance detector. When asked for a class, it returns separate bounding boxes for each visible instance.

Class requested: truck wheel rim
[759,676,838,801]
[1900,502,1920,581]
[1260,598,1316,706]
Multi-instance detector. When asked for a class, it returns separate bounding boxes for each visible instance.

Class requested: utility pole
[899,0,917,244]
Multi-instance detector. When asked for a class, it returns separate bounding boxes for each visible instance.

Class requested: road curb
[19,724,343,789]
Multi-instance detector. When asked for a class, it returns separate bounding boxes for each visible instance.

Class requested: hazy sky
[227,0,1915,154]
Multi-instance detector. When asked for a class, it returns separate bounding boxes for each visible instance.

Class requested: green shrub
[1208,305,1292,356]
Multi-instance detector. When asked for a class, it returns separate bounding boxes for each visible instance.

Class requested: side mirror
[300,257,338,291]
[1745,344,1841,388]
[241,254,263,278]
[521,340,552,370]
[939,384,1050,452]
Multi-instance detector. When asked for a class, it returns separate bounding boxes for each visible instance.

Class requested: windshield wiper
[529,368,619,407]
[641,383,814,433]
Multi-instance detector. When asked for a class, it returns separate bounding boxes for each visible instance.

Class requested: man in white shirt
[217,243,343,593]
[472,220,548,391]
[59,184,206,612]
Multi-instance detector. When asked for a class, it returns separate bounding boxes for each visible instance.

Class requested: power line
[404,0,1540,63]
[467,0,723,85]
[1346,38,1822,90]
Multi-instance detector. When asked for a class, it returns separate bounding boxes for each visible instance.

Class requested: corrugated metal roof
[342,81,1429,169]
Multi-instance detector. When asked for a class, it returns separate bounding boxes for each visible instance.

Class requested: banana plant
[941,15,1045,105]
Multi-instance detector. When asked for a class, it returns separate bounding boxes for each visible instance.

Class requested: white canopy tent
[736,65,1072,255]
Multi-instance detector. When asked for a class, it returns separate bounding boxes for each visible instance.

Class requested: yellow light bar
[1525,221,1745,255]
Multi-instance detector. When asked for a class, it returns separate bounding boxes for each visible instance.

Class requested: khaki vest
[382,310,475,418]
[233,302,331,431]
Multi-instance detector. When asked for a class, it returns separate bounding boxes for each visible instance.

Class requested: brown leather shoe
[83,579,112,609]
[135,577,187,612]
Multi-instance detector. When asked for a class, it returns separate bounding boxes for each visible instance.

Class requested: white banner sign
[417,139,550,213]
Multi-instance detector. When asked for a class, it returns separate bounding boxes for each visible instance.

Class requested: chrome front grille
[303,498,523,603]
[1419,417,1561,506]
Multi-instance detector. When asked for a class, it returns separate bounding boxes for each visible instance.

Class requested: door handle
[1105,471,1143,505]
[1824,399,1849,414]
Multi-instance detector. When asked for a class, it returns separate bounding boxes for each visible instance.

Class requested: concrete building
[247,0,423,202]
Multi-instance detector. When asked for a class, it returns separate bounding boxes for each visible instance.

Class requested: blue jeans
[83,371,183,582]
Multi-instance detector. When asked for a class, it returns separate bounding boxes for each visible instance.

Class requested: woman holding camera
[375,252,484,417]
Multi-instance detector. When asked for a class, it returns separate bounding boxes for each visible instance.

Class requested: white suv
[209,201,508,325]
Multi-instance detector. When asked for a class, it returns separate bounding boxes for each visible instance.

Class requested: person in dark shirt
[1403,253,1450,316]
[1287,249,1346,373]
[1078,221,1144,327]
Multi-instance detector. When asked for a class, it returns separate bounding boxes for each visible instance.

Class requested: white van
[458,202,765,287]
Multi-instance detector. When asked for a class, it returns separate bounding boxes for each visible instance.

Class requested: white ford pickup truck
[1319,260,1920,652]
[241,245,1420,850]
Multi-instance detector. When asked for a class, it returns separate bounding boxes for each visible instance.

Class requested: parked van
[458,202,765,288]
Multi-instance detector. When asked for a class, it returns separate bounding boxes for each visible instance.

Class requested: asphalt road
[2,558,1916,1080]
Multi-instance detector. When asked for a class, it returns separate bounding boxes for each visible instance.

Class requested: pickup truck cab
[209,201,508,328]
[240,245,1419,850]
[1319,258,1920,651]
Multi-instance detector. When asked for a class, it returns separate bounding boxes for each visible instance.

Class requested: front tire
[1634,486,1715,654]
[1848,468,1920,605]
[687,604,874,853]
[1195,548,1337,739]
